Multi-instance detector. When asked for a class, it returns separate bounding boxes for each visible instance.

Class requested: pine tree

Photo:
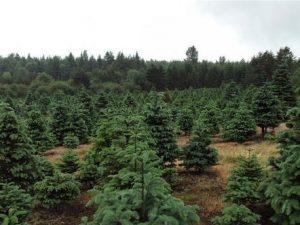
[34,172,80,209]
[223,104,256,143]
[0,104,43,188]
[272,61,296,111]
[252,84,282,138]
[57,149,80,174]
[212,204,260,225]
[144,96,179,166]
[260,106,300,225]
[183,123,218,171]
[225,155,263,205]
[26,109,54,152]
[50,102,70,145]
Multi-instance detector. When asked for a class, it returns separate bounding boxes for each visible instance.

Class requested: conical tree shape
[0,105,43,188]
[26,109,54,152]
[272,61,296,111]
[224,104,256,143]
[183,122,218,171]
[144,96,179,166]
[57,149,80,174]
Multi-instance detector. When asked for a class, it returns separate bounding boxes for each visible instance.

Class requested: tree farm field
[34,126,282,225]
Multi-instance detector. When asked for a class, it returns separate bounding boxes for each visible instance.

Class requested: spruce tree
[63,134,79,149]
[34,172,80,209]
[183,123,218,171]
[68,106,89,144]
[144,96,179,166]
[26,109,54,152]
[0,104,43,188]
[272,61,296,111]
[260,106,300,225]
[252,84,282,138]
[57,149,80,174]
[212,204,260,225]
[197,105,219,136]
[223,104,256,143]
[77,90,95,135]
[225,155,263,205]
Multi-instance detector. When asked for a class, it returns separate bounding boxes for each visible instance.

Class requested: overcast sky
[1,0,299,61]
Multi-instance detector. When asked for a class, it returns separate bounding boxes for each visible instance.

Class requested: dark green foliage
[0,105,43,188]
[0,208,28,225]
[36,156,55,177]
[77,90,95,134]
[34,172,80,209]
[222,81,240,103]
[63,134,79,149]
[144,96,179,166]
[260,106,300,225]
[57,149,80,174]
[50,102,70,145]
[183,124,218,171]
[83,135,199,225]
[252,84,282,138]
[223,104,256,143]
[178,109,194,134]
[272,62,296,111]
[197,106,220,135]
[0,183,33,223]
[212,204,261,225]
[225,155,263,204]
[26,109,54,152]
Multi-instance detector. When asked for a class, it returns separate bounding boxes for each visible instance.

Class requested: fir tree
[57,149,80,174]
[77,90,95,135]
[0,183,33,223]
[260,106,300,225]
[178,109,194,135]
[50,102,70,145]
[272,61,296,111]
[212,204,261,225]
[63,134,79,149]
[26,109,54,152]
[224,104,256,143]
[183,123,218,171]
[34,172,80,209]
[252,84,282,138]
[68,106,89,144]
[225,155,263,205]
[197,105,219,136]
[0,105,43,188]
[144,96,179,166]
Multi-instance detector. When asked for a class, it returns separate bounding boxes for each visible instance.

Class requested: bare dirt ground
[33,124,285,225]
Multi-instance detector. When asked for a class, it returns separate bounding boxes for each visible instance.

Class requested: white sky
[0,0,299,61]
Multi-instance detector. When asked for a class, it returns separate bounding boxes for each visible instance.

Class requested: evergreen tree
[260,106,300,225]
[77,90,95,134]
[57,149,80,174]
[177,109,194,134]
[144,96,179,166]
[272,61,296,111]
[34,172,80,209]
[212,204,260,225]
[0,183,33,224]
[50,102,70,145]
[68,106,89,144]
[197,106,220,135]
[26,109,54,152]
[183,123,218,171]
[0,105,43,188]
[225,155,263,205]
[63,134,79,149]
[252,84,282,138]
[223,104,256,143]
